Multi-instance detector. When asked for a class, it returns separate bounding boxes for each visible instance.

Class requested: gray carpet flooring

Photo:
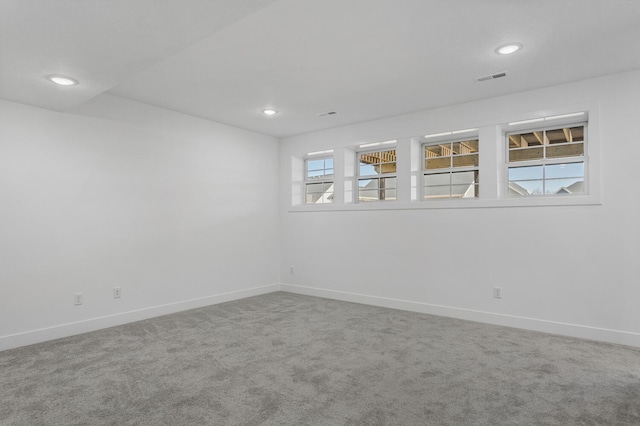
[1,292,639,425]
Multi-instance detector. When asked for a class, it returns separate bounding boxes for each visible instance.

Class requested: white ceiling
[2,0,640,137]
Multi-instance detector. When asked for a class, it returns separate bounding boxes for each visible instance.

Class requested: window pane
[359,163,379,176]
[509,180,544,196]
[308,169,333,180]
[546,143,584,159]
[306,157,333,180]
[545,178,584,195]
[508,132,544,148]
[306,183,334,204]
[380,162,397,173]
[451,170,477,185]
[508,166,543,181]
[359,178,378,189]
[424,173,450,186]
[452,154,478,168]
[380,150,396,163]
[307,159,325,171]
[509,147,544,162]
[307,170,324,179]
[568,126,585,142]
[359,151,380,176]
[358,173,394,202]
[507,123,586,197]
[359,189,379,202]
[546,128,568,144]
[547,126,584,144]
[320,183,334,203]
[452,140,478,154]
[426,157,451,170]
[360,150,396,176]
[381,177,396,189]
[360,152,381,165]
[470,184,479,198]
[382,188,397,200]
[306,183,326,204]
[426,139,478,172]
[425,144,449,158]
[451,184,477,198]
[545,163,584,179]
[306,182,324,193]
[424,186,451,199]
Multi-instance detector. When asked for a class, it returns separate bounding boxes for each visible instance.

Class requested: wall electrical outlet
[113,287,122,299]
[493,287,502,299]
[74,293,83,305]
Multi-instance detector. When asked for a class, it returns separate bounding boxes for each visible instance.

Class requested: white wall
[279,70,640,347]
[3,71,639,351]
[0,95,280,350]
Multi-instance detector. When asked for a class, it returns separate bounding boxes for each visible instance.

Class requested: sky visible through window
[307,158,333,179]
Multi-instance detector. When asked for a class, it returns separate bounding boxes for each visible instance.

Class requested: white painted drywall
[2,71,639,350]
[0,95,280,349]
[279,70,640,347]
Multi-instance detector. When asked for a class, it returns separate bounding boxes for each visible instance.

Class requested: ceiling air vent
[476,71,508,82]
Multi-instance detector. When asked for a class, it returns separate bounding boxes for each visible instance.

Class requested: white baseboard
[5,283,638,351]
[280,283,640,348]
[0,283,281,352]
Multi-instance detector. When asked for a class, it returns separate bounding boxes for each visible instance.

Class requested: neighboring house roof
[555,180,584,195]
[509,180,584,196]
[508,181,530,196]
[307,183,335,204]
[316,184,334,203]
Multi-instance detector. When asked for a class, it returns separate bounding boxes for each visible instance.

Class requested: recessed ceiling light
[496,43,522,55]
[47,75,78,86]
[262,108,278,116]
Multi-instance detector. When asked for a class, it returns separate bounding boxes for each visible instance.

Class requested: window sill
[289,194,601,212]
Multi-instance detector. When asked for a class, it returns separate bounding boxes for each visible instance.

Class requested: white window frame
[506,121,588,197]
[304,155,334,204]
[422,136,479,200]
[356,146,397,203]
[289,108,599,212]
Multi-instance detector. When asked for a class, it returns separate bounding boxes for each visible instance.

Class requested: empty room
[1,0,640,425]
